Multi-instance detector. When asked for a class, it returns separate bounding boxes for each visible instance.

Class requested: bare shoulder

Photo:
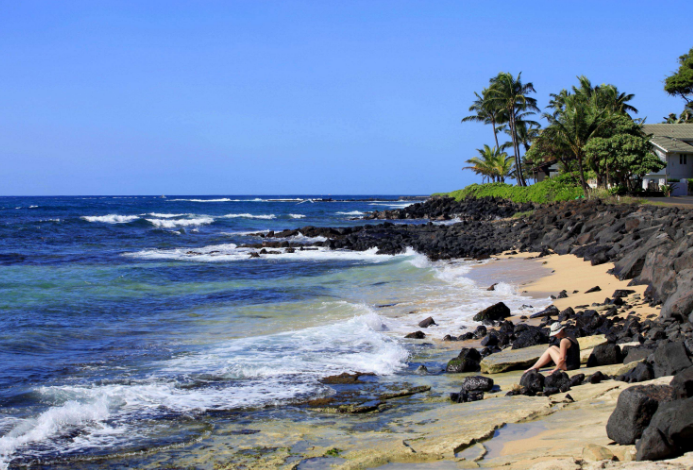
[560,338,572,347]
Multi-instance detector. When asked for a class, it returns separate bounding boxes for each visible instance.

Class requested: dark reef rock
[473,302,511,322]
[636,397,693,461]
[606,384,677,445]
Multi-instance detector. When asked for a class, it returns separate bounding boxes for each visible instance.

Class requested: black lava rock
[586,343,623,368]
[606,384,677,445]
[473,302,511,322]
[652,341,692,378]
[520,370,545,395]
[636,397,693,461]
[460,376,494,392]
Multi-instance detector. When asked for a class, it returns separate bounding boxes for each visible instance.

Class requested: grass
[434,174,583,204]
[324,448,343,457]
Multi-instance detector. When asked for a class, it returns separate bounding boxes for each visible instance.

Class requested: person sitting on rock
[525,322,580,373]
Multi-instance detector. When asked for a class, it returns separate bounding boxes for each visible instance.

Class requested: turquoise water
[0,196,545,469]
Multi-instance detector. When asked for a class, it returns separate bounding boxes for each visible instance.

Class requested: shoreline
[25,247,691,470]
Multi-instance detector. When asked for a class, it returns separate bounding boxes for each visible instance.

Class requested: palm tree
[461,88,507,149]
[463,145,514,183]
[550,76,638,117]
[487,72,539,186]
[542,94,614,196]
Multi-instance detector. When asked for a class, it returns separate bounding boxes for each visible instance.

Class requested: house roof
[643,124,693,153]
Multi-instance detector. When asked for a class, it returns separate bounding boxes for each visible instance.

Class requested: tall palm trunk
[575,151,590,197]
[509,112,526,186]
[491,117,500,150]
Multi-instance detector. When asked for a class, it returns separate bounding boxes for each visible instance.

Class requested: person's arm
[550,339,570,373]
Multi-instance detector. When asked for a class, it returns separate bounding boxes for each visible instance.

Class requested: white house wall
[666,153,693,179]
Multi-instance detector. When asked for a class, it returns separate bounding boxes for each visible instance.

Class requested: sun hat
[549,322,566,337]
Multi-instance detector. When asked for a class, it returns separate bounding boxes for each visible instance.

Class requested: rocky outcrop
[606,384,677,445]
[636,397,693,461]
[446,348,482,373]
[362,196,536,221]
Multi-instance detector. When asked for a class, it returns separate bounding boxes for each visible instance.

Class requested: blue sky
[0,1,691,195]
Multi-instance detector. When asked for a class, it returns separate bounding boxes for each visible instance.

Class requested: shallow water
[0,196,550,469]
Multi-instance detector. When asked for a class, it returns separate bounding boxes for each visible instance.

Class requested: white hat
[549,322,566,337]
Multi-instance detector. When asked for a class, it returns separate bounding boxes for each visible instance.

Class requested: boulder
[652,341,692,378]
[585,286,601,293]
[661,269,693,322]
[544,370,571,390]
[569,373,585,387]
[472,302,511,322]
[512,328,549,350]
[529,305,559,319]
[606,384,677,445]
[520,370,545,395]
[480,334,498,347]
[405,331,425,339]
[461,376,494,392]
[586,343,623,368]
[670,366,693,399]
[620,362,654,383]
[636,397,693,461]
[623,347,652,364]
[473,325,487,338]
[418,317,436,328]
[446,348,482,373]
[450,390,484,403]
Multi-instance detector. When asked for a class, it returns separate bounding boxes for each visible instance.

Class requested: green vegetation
[461,72,539,187]
[463,144,514,182]
[454,50,690,201]
[511,210,535,219]
[324,448,343,457]
[439,174,583,204]
[664,46,693,123]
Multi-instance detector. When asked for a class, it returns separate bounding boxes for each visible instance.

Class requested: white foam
[81,215,140,224]
[0,307,407,468]
[336,210,365,216]
[368,202,414,209]
[144,213,189,218]
[29,205,38,209]
[124,244,395,263]
[145,217,214,229]
[219,230,270,236]
[288,214,306,219]
[220,213,276,220]
[168,198,234,202]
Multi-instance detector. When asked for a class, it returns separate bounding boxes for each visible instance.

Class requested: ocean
[0,196,548,469]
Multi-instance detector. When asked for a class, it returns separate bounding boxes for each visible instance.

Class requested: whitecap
[124,244,395,263]
[219,213,276,220]
[168,198,234,202]
[288,214,306,219]
[145,217,214,229]
[81,215,140,224]
[336,210,364,216]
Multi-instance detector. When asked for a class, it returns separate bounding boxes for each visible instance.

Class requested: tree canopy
[664,47,693,104]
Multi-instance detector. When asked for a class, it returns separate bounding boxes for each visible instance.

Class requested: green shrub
[438,174,583,204]
[511,210,535,218]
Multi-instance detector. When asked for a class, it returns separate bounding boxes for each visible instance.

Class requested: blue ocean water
[0,196,544,468]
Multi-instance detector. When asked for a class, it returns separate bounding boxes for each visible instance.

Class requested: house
[529,160,559,182]
[642,124,693,194]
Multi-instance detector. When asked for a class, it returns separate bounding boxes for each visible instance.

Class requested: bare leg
[525,346,560,372]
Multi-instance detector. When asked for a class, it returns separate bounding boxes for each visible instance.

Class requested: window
[681,155,688,165]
